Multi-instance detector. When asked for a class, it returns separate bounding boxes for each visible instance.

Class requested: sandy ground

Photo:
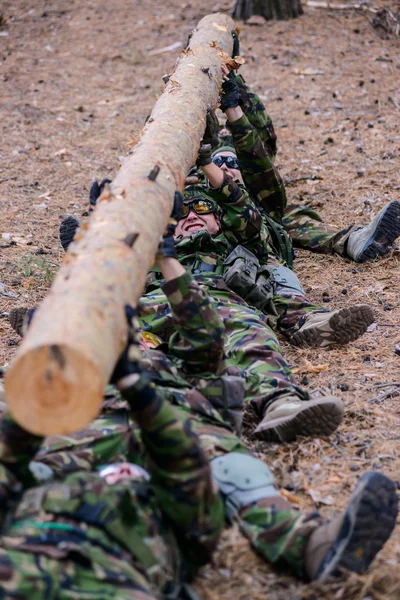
[1,0,400,598]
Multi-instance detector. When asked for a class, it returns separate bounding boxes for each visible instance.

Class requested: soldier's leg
[267,261,374,348]
[283,201,400,262]
[282,203,354,256]
[185,414,398,581]
[210,289,344,441]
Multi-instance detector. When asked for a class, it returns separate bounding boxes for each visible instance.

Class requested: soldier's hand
[89,178,112,212]
[203,109,220,149]
[231,28,240,58]
[156,191,182,260]
[110,305,142,388]
[220,70,240,111]
[196,143,212,168]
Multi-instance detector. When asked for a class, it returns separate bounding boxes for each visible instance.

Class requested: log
[5,13,234,436]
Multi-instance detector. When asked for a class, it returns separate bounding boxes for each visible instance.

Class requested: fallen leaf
[307,488,333,505]
[292,359,328,374]
[280,489,303,505]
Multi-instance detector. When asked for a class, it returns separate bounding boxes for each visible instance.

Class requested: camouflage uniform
[25,271,321,580]
[231,75,357,257]
[0,375,224,599]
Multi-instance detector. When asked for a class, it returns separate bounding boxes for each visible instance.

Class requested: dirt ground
[1,0,400,598]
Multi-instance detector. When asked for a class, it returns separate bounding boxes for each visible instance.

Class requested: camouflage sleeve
[235,74,277,160]
[208,174,271,257]
[125,386,225,566]
[227,112,287,223]
[162,271,225,374]
[0,413,43,519]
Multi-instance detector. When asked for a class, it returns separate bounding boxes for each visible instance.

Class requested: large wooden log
[5,13,234,435]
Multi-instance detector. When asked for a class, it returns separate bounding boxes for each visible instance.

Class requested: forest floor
[1,0,400,598]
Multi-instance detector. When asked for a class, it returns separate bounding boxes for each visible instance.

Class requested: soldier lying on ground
[4,255,397,585]
[0,311,225,600]
[213,62,400,263]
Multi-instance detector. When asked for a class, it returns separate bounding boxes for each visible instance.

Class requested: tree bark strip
[5,13,234,435]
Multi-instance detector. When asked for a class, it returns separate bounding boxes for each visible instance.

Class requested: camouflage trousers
[283,203,356,257]
[175,402,321,580]
[140,284,309,415]
[0,545,157,600]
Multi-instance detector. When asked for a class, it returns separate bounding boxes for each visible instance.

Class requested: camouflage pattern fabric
[282,203,356,256]
[140,279,310,417]
[0,386,224,598]
[233,76,356,257]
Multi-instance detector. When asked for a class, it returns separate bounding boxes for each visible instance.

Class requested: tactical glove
[202,109,220,149]
[196,143,213,168]
[156,191,183,259]
[231,29,240,58]
[89,178,112,212]
[111,305,156,410]
[220,71,240,111]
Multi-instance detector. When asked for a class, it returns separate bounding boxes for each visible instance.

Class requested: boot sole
[291,305,374,348]
[59,215,80,252]
[358,201,400,262]
[317,471,398,581]
[253,398,344,442]
[8,306,30,337]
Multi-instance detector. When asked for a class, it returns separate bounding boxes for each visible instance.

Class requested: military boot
[290,305,374,348]
[59,215,80,252]
[305,471,398,581]
[347,200,400,262]
[253,393,344,442]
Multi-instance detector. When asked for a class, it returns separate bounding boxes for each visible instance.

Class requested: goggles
[98,463,150,481]
[182,198,216,219]
[141,331,162,348]
[212,155,240,170]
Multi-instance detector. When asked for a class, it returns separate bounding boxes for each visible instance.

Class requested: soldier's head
[98,462,150,485]
[211,145,244,185]
[174,186,221,238]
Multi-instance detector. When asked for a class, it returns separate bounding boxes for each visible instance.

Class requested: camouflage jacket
[0,387,224,590]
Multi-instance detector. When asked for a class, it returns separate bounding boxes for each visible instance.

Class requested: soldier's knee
[210,452,278,521]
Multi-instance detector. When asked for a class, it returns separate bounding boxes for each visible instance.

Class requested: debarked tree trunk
[5,13,234,435]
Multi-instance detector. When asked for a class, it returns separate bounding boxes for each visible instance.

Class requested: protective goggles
[182,198,216,218]
[212,155,240,170]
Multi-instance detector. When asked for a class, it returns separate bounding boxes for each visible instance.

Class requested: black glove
[196,144,212,168]
[156,191,183,259]
[231,29,240,58]
[220,71,240,111]
[110,305,142,386]
[202,109,220,149]
[89,178,112,212]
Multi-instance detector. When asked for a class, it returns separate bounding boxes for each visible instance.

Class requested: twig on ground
[284,174,323,186]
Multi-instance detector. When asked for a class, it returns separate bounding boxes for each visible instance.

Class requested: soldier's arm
[203,169,269,249]
[0,413,43,516]
[121,380,225,566]
[226,106,287,223]
[159,260,225,373]
[234,74,278,160]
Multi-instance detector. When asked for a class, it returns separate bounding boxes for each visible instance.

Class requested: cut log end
[5,345,103,435]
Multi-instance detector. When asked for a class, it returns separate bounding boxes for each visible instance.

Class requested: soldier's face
[174,209,220,238]
[214,151,244,184]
